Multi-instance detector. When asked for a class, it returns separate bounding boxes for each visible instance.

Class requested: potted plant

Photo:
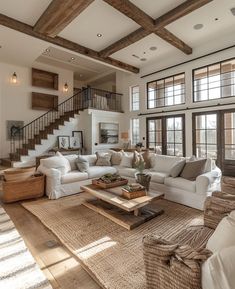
[134,158,151,191]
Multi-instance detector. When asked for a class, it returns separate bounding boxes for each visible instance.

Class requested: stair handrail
[15,87,88,133]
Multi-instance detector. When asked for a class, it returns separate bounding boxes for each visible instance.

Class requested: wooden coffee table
[81,184,164,230]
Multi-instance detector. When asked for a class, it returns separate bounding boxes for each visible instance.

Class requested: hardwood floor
[2,201,101,289]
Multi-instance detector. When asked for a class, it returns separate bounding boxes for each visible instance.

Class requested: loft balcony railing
[10,87,123,161]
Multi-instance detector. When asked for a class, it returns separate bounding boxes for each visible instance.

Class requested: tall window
[130,86,140,111]
[147,115,185,156]
[224,111,235,160]
[147,73,185,109]
[193,113,217,159]
[193,58,235,102]
[131,118,140,145]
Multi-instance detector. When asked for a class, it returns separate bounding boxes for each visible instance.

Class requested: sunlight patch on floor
[76,236,117,259]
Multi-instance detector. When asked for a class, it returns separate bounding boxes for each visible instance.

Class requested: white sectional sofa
[38,152,221,210]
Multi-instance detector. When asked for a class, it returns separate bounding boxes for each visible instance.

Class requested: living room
[0,1,235,289]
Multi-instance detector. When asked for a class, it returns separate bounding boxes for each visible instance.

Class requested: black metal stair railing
[10,87,122,161]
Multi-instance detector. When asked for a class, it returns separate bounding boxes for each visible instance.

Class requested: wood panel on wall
[32,68,59,90]
[32,92,58,110]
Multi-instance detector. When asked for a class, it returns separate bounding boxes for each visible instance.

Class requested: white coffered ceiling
[0,0,234,73]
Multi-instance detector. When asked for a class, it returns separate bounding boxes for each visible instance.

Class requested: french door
[147,114,185,157]
[193,109,235,176]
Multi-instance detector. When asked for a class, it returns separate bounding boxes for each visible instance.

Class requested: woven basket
[2,175,45,203]
[4,167,36,182]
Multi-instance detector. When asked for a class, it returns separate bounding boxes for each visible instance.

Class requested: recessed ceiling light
[230,7,235,16]
[71,57,75,60]
[97,33,102,37]
[149,46,157,51]
[140,58,147,61]
[45,48,50,52]
[193,24,204,30]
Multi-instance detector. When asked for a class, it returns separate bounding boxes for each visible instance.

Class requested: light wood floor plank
[2,201,101,289]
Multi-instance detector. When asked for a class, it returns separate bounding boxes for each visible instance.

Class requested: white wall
[119,46,235,157]
[0,61,73,158]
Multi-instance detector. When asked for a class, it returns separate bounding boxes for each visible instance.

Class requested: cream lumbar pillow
[120,153,133,168]
[170,160,186,178]
[201,246,235,289]
[95,152,111,166]
[206,210,235,253]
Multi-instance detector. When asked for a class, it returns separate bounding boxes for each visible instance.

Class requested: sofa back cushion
[40,153,71,175]
[81,154,97,166]
[180,159,206,181]
[152,155,185,173]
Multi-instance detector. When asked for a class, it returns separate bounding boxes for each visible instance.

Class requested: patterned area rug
[22,193,203,289]
[0,206,52,289]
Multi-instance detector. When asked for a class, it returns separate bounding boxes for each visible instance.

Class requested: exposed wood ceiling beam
[101,0,213,57]
[155,28,192,55]
[103,0,155,31]
[154,0,213,30]
[0,14,139,73]
[100,28,151,58]
[102,0,192,56]
[34,0,95,37]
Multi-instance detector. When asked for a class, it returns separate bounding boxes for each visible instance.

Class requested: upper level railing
[10,87,122,161]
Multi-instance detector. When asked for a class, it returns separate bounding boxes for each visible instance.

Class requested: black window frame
[192,57,235,103]
[146,114,186,157]
[146,72,186,110]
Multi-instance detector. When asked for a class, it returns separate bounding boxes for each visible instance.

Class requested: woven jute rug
[22,193,203,289]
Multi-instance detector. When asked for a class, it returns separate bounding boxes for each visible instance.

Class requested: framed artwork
[58,136,70,149]
[72,131,83,148]
[7,120,24,140]
[70,137,81,148]
[99,123,119,144]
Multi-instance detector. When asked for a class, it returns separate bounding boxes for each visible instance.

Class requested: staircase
[2,87,122,167]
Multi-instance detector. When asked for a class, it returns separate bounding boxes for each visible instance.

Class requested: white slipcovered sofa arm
[37,165,62,199]
[196,168,221,194]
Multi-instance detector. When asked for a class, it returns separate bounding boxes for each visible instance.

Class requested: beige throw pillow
[95,152,111,166]
[180,159,206,181]
[170,160,186,178]
[141,150,151,169]
[109,150,123,165]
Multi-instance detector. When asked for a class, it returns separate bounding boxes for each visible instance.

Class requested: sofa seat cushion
[116,167,136,178]
[61,171,88,184]
[87,166,117,179]
[164,177,196,193]
[150,172,169,184]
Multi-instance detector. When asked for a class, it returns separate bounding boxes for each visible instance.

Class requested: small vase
[135,173,151,191]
